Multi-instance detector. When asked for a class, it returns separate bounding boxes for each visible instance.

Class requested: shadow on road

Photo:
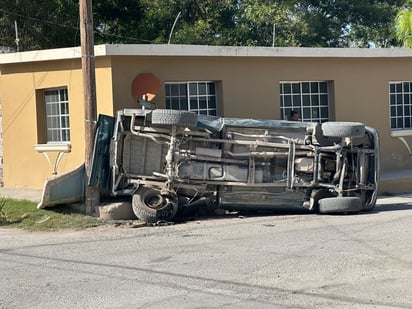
[373,202,412,213]
[173,208,313,225]
[161,194,412,225]
[173,200,412,224]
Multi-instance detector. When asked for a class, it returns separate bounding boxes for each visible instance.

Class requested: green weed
[0,198,102,231]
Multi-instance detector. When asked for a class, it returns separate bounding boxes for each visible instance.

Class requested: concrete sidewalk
[0,187,136,220]
[0,187,411,222]
[0,187,42,203]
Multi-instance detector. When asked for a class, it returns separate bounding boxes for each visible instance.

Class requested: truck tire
[321,122,365,138]
[319,197,362,214]
[151,109,198,127]
[132,187,178,223]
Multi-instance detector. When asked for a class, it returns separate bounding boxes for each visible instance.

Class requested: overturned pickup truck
[110,109,379,223]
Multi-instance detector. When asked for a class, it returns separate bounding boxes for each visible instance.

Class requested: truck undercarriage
[110,109,379,223]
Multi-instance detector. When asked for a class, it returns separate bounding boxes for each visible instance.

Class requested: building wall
[0,50,411,191]
[0,57,114,188]
[110,55,412,179]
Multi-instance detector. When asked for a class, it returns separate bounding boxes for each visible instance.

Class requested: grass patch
[0,198,102,231]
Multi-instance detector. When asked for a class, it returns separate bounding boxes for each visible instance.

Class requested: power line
[0,8,154,44]
[0,8,80,30]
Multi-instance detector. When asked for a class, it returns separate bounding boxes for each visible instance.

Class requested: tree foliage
[0,0,409,51]
[395,7,412,47]
[0,0,80,51]
[94,0,145,43]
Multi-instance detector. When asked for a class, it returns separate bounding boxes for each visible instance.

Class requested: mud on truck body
[109,109,379,223]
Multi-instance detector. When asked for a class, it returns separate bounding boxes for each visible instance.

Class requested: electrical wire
[0,8,154,44]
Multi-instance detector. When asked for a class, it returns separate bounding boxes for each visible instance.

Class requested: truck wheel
[321,122,365,138]
[151,109,198,127]
[319,197,362,214]
[132,187,178,223]
[310,189,337,212]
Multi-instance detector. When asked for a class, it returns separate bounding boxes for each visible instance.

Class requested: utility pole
[79,0,99,214]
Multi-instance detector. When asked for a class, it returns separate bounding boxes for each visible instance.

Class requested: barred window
[44,88,70,142]
[389,82,412,130]
[165,81,217,116]
[280,81,329,122]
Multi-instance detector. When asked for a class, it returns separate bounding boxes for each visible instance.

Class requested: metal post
[14,21,20,52]
[272,24,276,47]
[168,11,181,44]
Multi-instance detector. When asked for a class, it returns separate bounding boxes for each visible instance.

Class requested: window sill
[390,130,412,138]
[34,143,71,153]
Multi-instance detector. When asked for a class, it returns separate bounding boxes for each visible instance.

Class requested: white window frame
[280,81,329,122]
[44,88,70,143]
[165,81,217,116]
[389,81,412,135]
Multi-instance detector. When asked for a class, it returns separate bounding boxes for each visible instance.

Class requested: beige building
[0,44,411,193]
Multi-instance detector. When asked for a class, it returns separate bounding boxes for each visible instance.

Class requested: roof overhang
[1,44,412,65]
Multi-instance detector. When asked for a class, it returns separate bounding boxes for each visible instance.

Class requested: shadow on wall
[378,169,412,195]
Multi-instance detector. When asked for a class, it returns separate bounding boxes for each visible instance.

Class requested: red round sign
[131,73,160,101]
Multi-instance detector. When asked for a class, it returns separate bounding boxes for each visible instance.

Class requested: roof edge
[0,44,412,65]
[104,44,412,58]
[0,46,82,64]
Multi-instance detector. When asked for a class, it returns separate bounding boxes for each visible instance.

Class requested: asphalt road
[0,194,411,309]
